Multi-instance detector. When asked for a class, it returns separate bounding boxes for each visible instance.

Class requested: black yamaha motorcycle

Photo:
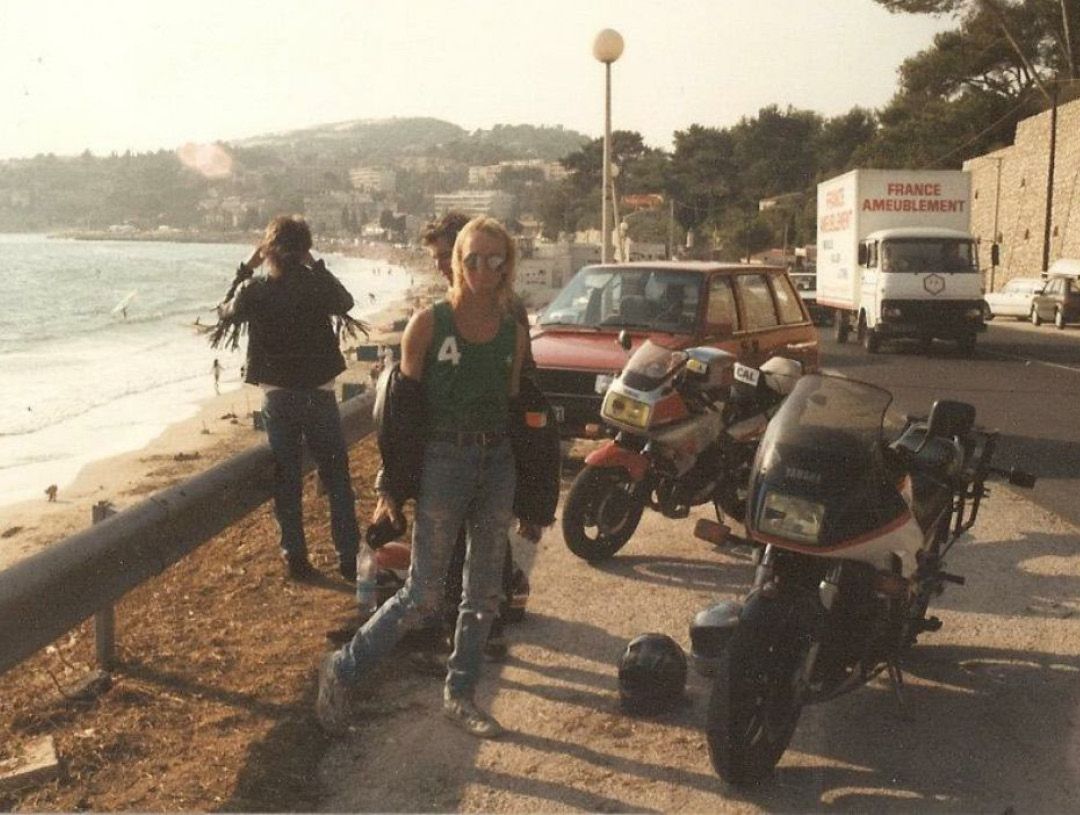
[689,374,1035,786]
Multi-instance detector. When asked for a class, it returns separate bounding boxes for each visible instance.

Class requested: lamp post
[593,28,624,264]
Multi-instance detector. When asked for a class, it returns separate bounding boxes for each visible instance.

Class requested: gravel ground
[320,482,1080,813]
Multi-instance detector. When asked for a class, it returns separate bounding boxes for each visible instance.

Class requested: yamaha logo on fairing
[785,466,822,484]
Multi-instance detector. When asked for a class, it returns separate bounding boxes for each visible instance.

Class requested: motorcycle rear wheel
[706,625,802,786]
[562,466,645,562]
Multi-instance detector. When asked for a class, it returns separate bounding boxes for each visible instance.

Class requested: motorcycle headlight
[758,491,824,543]
[601,390,652,429]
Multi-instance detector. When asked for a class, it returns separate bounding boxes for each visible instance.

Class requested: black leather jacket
[373,364,560,526]
[218,259,352,388]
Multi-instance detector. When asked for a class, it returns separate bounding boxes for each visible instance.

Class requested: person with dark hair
[318,216,530,739]
[211,215,368,581]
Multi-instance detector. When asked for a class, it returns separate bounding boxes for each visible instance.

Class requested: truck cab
[851,227,984,353]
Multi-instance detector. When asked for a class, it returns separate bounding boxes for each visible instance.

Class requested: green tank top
[424,300,516,432]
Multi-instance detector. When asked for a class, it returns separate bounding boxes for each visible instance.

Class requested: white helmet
[759,357,803,395]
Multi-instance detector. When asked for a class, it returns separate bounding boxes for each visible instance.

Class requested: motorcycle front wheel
[562,466,645,562]
[706,624,802,786]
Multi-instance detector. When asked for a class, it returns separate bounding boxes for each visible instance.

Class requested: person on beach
[317,216,527,738]
[211,358,222,394]
[210,215,368,582]
[45,484,58,503]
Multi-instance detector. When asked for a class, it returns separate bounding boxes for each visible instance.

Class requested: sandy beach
[0,253,441,573]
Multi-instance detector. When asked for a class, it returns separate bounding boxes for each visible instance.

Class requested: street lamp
[593,28,624,264]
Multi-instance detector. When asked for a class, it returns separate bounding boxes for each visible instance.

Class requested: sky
[0,0,955,161]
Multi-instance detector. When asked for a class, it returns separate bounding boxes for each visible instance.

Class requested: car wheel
[1031,305,1043,326]
[1055,307,1066,330]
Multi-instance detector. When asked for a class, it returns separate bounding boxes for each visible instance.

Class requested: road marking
[977,348,1080,374]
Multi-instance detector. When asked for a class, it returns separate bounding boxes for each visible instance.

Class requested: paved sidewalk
[318,485,1080,812]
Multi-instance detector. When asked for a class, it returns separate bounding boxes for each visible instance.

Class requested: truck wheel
[834,311,850,343]
[1031,305,1042,326]
[862,326,880,354]
[1055,308,1066,330]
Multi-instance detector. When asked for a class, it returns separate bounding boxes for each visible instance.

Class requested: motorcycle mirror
[925,399,976,440]
[617,330,632,351]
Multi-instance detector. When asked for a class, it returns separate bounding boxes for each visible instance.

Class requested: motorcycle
[561,333,802,563]
[689,373,1036,786]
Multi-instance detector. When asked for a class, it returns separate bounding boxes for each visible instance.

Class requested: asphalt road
[817,318,1080,526]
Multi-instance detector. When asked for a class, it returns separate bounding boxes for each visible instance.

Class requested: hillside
[0,117,590,233]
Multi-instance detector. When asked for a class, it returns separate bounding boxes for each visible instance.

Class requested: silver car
[983,276,1045,321]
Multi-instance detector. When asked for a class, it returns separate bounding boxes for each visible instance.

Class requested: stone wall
[964,96,1080,291]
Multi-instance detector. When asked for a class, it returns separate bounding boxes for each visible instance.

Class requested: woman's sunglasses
[463,252,506,273]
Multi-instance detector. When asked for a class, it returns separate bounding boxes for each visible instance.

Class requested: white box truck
[816,169,984,354]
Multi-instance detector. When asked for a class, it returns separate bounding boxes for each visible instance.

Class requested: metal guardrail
[0,390,376,679]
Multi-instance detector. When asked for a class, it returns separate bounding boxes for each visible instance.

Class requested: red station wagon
[531,261,820,438]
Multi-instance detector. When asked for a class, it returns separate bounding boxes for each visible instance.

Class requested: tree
[874,0,1079,96]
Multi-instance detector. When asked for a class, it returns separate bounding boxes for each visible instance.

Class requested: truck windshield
[539,267,701,332]
[881,239,976,273]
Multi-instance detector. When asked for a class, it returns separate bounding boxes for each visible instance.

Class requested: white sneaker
[442,693,504,739]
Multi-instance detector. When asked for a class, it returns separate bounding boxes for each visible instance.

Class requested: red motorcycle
[561,336,801,562]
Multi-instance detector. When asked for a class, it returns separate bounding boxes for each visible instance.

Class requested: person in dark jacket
[214,215,364,581]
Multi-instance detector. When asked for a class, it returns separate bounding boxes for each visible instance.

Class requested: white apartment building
[349,166,397,194]
[468,159,569,187]
[433,190,516,220]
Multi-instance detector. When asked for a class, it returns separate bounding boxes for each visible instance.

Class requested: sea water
[0,234,414,508]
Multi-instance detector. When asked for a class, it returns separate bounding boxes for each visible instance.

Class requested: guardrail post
[91,501,117,670]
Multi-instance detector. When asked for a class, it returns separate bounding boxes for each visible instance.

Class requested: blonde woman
[317,216,527,738]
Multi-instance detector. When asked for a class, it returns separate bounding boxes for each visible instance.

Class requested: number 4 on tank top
[437,335,462,366]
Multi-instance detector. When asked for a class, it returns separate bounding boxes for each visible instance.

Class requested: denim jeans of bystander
[262,387,360,563]
[333,438,515,698]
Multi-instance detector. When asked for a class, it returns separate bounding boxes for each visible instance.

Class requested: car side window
[769,274,806,325]
[735,274,779,330]
[706,275,739,330]
[1046,278,1061,295]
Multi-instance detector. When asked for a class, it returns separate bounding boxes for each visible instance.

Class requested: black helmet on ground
[617,632,687,714]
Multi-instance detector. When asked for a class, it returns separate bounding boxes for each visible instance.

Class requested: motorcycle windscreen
[747,374,908,548]
[620,340,688,392]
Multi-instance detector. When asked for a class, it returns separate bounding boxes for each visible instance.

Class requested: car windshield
[540,266,701,332]
[882,239,976,273]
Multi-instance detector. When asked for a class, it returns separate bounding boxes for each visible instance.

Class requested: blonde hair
[448,216,517,313]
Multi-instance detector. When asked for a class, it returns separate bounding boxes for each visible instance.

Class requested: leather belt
[429,429,507,447]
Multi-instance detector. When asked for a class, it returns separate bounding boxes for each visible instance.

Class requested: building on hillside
[964,95,1080,291]
[468,160,568,187]
[349,166,397,194]
[303,191,374,236]
[433,190,515,220]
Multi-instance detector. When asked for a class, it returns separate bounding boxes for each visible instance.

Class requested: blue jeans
[334,438,515,699]
[261,388,359,563]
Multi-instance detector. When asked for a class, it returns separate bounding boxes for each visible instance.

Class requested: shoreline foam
[0,256,441,572]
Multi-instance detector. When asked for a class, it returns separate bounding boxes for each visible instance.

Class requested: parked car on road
[1031,266,1080,328]
[531,262,820,438]
[983,276,1046,321]
[789,270,831,325]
